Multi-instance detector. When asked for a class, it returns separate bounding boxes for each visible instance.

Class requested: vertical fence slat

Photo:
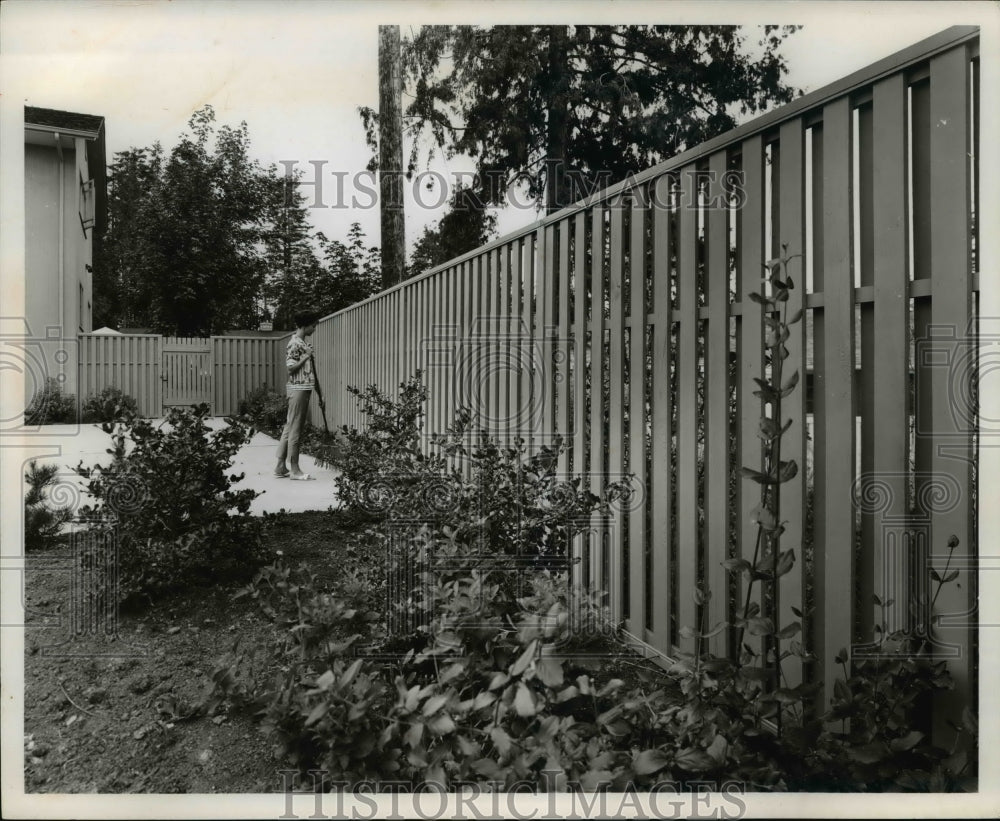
[738,136,766,658]
[650,177,673,656]
[817,96,856,708]
[607,198,627,622]
[705,150,731,654]
[777,119,808,685]
[557,219,571,474]
[572,211,588,591]
[870,72,910,640]
[677,165,699,649]
[928,45,974,728]
[588,207,606,598]
[627,190,648,639]
[497,248,509,446]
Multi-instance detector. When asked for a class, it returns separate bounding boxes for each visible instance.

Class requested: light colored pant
[276,389,312,467]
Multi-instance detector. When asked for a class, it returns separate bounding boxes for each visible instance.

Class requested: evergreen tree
[401,25,801,213]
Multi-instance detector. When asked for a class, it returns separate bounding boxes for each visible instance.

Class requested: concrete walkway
[25,418,340,517]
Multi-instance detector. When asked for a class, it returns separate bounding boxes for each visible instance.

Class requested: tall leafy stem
[730,243,803,736]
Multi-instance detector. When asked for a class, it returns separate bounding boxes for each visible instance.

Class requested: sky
[0,1,989,251]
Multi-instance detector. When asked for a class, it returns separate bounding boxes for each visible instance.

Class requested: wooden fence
[310,26,980,723]
[78,333,290,417]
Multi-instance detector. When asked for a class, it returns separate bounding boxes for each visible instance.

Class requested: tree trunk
[544,25,571,214]
[379,25,405,288]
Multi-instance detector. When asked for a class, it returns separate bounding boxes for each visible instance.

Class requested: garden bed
[23,510,662,793]
[24,511,364,793]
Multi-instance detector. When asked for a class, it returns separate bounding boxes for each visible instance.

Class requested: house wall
[24,138,93,404]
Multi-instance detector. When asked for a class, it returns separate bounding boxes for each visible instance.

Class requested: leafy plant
[72,404,268,603]
[803,536,977,791]
[320,372,444,517]
[80,385,140,424]
[24,377,78,425]
[24,461,75,551]
[237,384,288,434]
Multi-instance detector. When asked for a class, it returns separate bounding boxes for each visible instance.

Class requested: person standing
[275,308,319,480]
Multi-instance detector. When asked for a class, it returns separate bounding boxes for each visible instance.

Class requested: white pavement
[21,418,340,517]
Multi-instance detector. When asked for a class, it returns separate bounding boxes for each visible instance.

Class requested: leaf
[513,682,536,717]
[740,467,772,485]
[674,748,717,773]
[722,557,752,575]
[787,307,804,325]
[750,505,777,530]
[509,640,537,677]
[472,690,496,711]
[633,748,671,776]
[404,721,424,749]
[535,656,564,688]
[304,703,328,727]
[315,669,335,690]
[706,734,729,764]
[422,694,448,717]
[847,742,889,764]
[579,769,615,791]
[780,369,800,395]
[746,617,774,636]
[752,377,777,399]
[778,460,798,482]
[489,727,512,756]
[488,672,509,691]
[775,549,795,578]
[339,658,363,689]
[889,730,924,752]
[942,570,960,583]
[425,713,456,735]
[835,647,849,664]
[757,418,777,440]
[777,621,801,639]
[472,758,502,779]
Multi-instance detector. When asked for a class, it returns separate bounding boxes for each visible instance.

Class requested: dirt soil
[23,509,669,794]
[23,510,361,794]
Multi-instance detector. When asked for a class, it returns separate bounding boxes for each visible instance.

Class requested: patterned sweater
[286,335,315,391]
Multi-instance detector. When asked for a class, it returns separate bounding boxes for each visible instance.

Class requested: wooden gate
[161,337,213,410]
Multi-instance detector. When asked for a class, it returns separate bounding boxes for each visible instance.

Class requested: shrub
[237,384,288,434]
[80,385,140,424]
[24,377,78,425]
[73,404,268,604]
[327,372,442,516]
[24,461,75,551]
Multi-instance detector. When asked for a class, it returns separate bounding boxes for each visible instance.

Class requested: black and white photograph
[1,1,997,818]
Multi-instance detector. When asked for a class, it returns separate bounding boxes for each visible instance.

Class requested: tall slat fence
[309,27,980,721]
[78,333,291,417]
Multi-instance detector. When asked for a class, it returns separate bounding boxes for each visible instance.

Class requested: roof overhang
[25,122,101,142]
